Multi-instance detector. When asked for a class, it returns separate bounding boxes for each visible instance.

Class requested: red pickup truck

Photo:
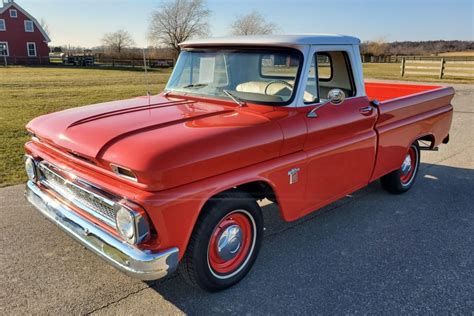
[24,35,454,292]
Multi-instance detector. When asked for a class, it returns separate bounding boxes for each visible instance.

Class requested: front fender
[141,150,309,259]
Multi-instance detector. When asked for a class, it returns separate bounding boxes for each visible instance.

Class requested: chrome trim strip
[26,181,179,280]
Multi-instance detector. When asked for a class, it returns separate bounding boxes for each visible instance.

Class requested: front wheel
[179,191,263,292]
[381,142,421,194]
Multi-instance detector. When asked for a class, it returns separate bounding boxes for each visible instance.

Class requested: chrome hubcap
[217,225,242,261]
[401,154,412,175]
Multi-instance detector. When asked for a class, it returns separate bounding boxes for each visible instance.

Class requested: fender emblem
[288,168,300,184]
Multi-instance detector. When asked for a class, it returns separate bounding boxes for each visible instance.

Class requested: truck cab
[25,35,454,292]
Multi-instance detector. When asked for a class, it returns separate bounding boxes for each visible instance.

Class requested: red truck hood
[27,95,284,190]
[28,95,232,158]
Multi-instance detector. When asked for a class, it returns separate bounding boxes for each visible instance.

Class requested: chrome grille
[38,162,117,227]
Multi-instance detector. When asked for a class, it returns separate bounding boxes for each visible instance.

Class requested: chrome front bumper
[25,181,179,280]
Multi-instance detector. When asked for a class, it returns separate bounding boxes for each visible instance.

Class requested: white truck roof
[180,34,361,48]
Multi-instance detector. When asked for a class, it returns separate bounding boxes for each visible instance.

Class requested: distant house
[0,0,51,64]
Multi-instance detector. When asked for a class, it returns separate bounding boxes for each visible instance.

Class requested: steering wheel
[264,80,294,95]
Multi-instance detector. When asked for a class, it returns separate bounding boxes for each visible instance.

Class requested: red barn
[0,0,50,64]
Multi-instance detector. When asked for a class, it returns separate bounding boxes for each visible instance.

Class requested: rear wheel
[381,142,420,194]
[179,191,263,292]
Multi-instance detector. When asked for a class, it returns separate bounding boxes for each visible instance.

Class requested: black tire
[381,142,420,194]
[179,190,263,292]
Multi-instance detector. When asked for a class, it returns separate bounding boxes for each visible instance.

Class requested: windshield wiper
[223,89,246,107]
[181,83,208,89]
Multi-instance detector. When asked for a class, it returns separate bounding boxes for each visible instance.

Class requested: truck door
[300,47,378,216]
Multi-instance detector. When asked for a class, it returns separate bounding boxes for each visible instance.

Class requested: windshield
[165,48,302,105]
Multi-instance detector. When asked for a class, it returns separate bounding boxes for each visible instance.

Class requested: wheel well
[209,181,277,204]
[233,181,277,203]
[418,134,435,148]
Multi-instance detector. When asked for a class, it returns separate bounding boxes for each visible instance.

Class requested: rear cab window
[260,53,300,79]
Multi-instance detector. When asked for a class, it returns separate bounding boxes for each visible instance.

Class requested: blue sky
[13,0,474,47]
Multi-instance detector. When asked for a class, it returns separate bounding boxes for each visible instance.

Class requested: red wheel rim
[208,212,253,275]
[400,147,417,184]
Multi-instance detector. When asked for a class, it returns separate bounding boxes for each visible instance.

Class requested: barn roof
[0,1,51,42]
[180,34,360,48]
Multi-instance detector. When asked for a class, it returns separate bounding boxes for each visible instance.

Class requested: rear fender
[371,104,453,181]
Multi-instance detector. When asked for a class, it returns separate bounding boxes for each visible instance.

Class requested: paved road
[1,82,473,314]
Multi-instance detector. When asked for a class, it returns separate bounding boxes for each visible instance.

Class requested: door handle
[359,106,374,116]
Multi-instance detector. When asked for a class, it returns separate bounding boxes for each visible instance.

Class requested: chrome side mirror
[307,88,346,118]
[327,89,345,105]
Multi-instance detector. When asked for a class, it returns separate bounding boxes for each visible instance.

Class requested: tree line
[361,38,474,56]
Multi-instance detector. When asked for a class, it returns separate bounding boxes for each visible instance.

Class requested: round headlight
[116,206,136,243]
[25,157,37,182]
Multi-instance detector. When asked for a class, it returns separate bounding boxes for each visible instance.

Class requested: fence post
[439,58,445,79]
[400,58,406,77]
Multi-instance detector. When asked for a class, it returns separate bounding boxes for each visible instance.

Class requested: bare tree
[39,18,50,37]
[148,0,211,56]
[360,37,390,56]
[230,11,277,36]
[102,30,135,54]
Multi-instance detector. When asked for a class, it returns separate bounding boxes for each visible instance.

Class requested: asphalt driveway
[1,82,472,314]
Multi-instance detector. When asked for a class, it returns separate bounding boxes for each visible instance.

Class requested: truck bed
[365,82,443,102]
[364,82,455,181]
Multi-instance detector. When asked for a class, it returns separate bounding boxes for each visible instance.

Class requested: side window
[304,50,355,104]
[317,54,332,80]
[27,42,37,57]
[0,42,8,56]
[24,20,34,32]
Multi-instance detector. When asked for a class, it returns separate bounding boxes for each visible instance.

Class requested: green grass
[0,66,172,187]
[0,64,471,187]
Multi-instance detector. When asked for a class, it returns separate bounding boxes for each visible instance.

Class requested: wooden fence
[401,58,474,79]
[0,55,174,67]
[94,57,174,68]
[361,55,474,63]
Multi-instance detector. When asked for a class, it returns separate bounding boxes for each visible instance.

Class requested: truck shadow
[144,162,473,314]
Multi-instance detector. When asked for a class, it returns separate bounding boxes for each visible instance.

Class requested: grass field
[437,51,474,57]
[0,67,170,187]
[0,64,472,187]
